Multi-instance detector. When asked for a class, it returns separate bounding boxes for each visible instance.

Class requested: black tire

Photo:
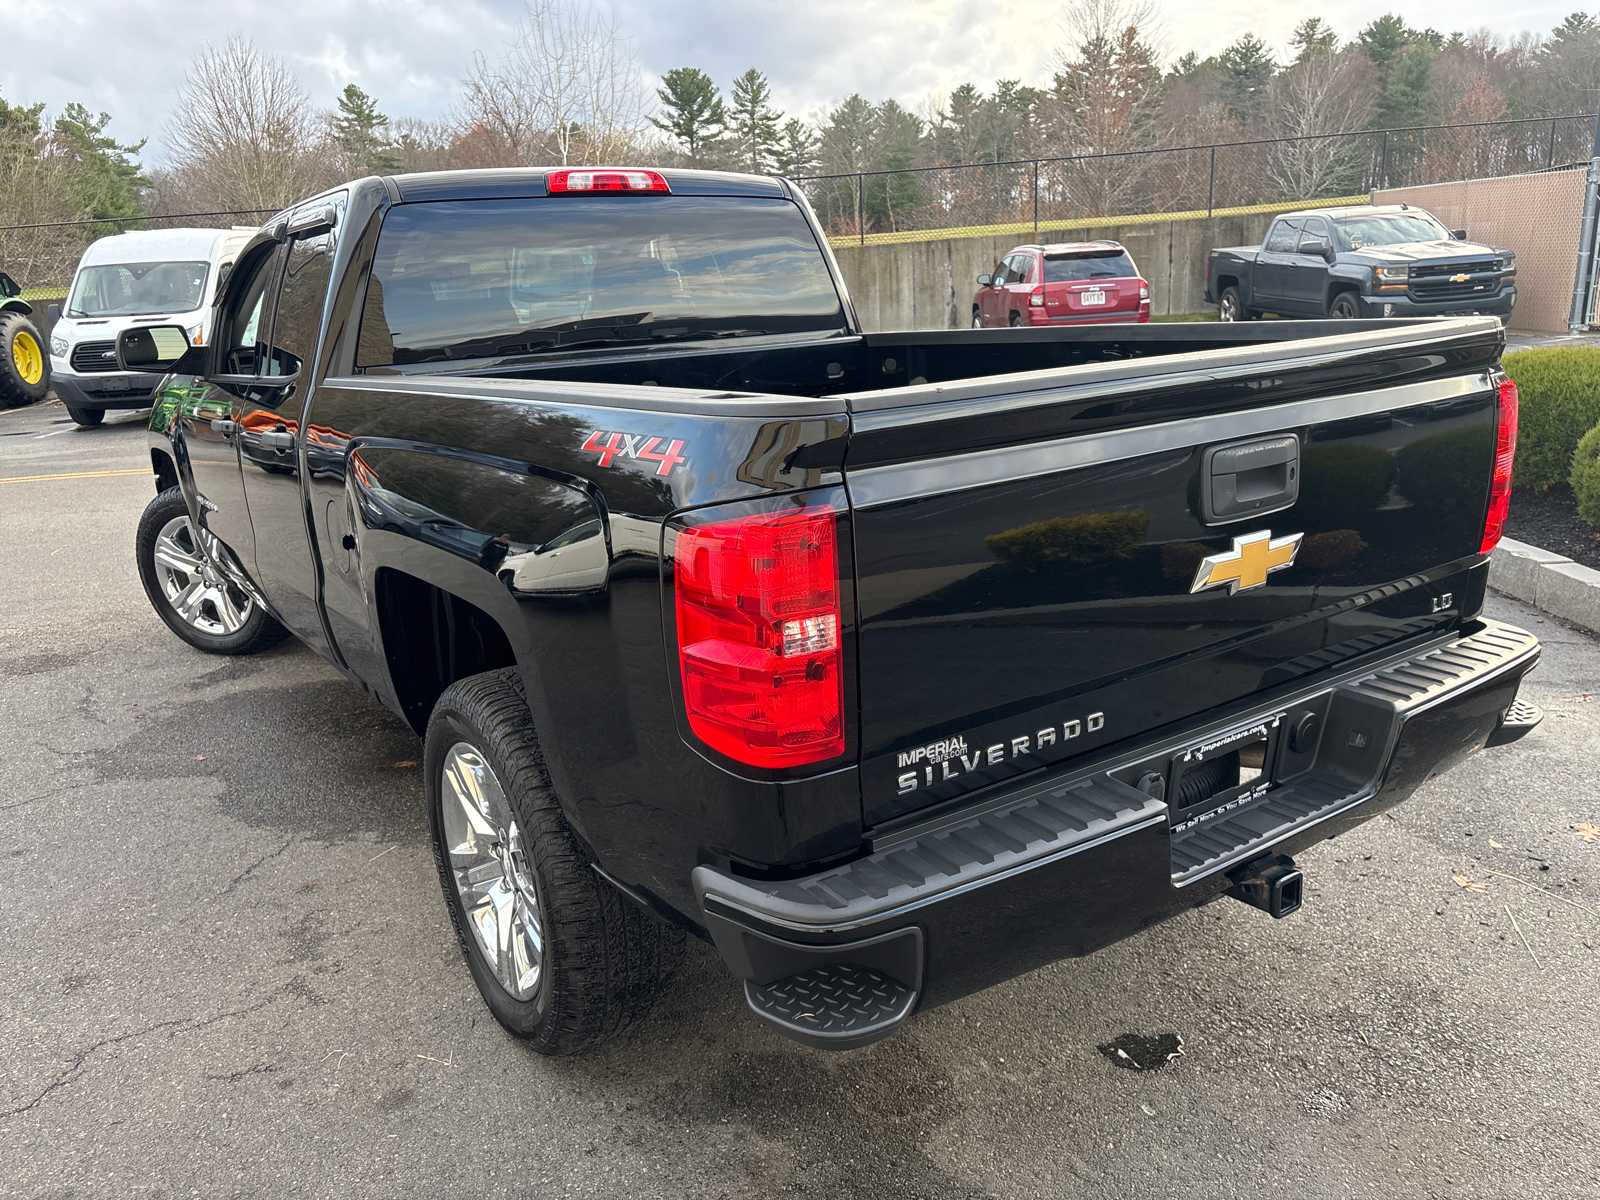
[1328,291,1363,319]
[136,487,284,654]
[0,311,51,408]
[1217,286,1250,322]
[971,307,983,328]
[426,668,683,1055]
[1009,312,1023,327]
[64,404,105,427]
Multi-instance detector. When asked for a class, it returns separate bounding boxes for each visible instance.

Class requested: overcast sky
[3,0,1586,165]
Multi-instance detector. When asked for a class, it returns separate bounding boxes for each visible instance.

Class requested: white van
[48,226,255,426]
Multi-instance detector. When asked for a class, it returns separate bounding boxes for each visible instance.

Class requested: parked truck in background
[1205,204,1517,322]
[48,226,254,426]
[126,165,1541,1055]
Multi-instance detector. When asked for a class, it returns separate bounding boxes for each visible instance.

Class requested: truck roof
[1273,204,1421,221]
[79,226,252,267]
[387,166,789,204]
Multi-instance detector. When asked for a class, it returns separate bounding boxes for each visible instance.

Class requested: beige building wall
[1375,170,1586,335]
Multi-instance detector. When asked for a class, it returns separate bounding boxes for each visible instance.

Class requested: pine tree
[650,67,726,160]
[772,118,818,175]
[728,69,782,173]
[1217,33,1276,126]
[52,103,146,219]
[332,84,398,173]
[1290,18,1338,63]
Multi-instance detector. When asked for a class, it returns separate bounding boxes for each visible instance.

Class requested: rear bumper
[695,619,1541,1049]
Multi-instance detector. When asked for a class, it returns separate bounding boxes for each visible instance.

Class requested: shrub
[1395,425,1494,513]
[1503,346,1600,491]
[986,510,1151,569]
[1573,419,1600,529]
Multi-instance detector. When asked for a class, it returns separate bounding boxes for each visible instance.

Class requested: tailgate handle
[1201,434,1300,523]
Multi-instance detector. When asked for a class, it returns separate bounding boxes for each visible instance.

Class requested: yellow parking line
[0,468,148,485]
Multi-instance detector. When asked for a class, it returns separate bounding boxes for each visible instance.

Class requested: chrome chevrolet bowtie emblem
[1190,530,1303,595]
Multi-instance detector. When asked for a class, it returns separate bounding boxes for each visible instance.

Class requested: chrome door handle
[259,431,295,451]
[210,419,236,436]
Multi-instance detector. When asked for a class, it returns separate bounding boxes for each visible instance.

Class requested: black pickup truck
[1205,204,1517,321]
[125,167,1541,1054]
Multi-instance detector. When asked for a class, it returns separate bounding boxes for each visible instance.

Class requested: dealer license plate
[1080,289,1106,306]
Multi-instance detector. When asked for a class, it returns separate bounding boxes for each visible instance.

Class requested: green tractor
[0,270,52,408]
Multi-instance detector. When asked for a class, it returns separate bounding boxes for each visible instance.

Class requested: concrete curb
[1489,536,1600,634]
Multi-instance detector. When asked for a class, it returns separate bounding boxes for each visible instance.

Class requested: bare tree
[162,35,336,212]
[1263,48,1375,199]
[459,0,650,167]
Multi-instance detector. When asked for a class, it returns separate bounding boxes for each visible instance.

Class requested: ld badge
[1190,529,1302,595]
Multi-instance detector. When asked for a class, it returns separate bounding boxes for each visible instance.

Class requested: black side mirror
[976,274,992,286]
[0,272,19,298]
[116,324,191,372]
[1451,228,1468,241]
[1299,237,1333,261]
[46,303,61,323]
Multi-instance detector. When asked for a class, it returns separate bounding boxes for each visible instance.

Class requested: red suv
[972,241,1150,327]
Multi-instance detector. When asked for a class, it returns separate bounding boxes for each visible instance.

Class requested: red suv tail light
[1028,286,1045,307]
[674,506,845,769]
[1480,378,1519,554]
[547,168,671,194]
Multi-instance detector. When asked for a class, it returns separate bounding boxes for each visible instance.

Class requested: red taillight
[674,506,844,769]
[1029,286,1045,307]
[547,168,671,194]
[1480,378,1519,554]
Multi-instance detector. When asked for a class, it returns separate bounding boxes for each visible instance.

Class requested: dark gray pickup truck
[1206,204,1517,322]
[123,167,1541,1055]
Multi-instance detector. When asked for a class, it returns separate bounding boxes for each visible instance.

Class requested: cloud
[0,0,1581,168]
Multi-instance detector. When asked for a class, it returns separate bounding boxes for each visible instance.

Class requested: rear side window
[1042,251,1137,282]
[356,195,846,367]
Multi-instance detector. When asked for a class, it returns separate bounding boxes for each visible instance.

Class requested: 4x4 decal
[581,430,688,476]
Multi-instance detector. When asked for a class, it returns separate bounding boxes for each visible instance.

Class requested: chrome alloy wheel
[1219,291,1241,321]
[151,515,255,636]
[440,742,545,1000]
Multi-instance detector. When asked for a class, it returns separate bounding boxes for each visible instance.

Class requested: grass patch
[1503,346,1600,492]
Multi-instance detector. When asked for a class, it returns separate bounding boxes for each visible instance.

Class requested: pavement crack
[217,835,297,899]
[0,996,282,1119]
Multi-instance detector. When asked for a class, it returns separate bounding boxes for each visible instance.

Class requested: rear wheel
[1328,291,1363,319]
[0,311,51,408]
[1009,313,1023,327]
[136,487,282,654]
[1217,286,1248,322]
[64,404,104,427]
[426,668,682,1054]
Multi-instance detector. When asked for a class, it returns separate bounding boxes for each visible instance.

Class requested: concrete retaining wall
[832,209,1291,332]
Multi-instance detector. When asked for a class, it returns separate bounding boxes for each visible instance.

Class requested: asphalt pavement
[2,395,1599,1199]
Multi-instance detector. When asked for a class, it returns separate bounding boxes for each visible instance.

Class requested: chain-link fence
[0,210,275,299]
[795,113,1597,247]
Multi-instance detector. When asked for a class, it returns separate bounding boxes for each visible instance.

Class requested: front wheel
[971,307,983,328]
[136,487,282,654]
[426,668,682,1054]
[0,311,51,408]
[1328,291,1363,319]
[64,404,104,427]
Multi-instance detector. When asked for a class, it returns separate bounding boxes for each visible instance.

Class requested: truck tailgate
[842,320,1504,826]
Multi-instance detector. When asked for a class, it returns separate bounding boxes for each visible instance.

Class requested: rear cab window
[356,195,848,367]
